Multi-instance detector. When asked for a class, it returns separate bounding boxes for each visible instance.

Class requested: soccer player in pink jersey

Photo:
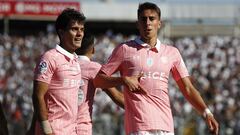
[94,2,219,135]
[31,8,85,135]
[75,33,124,135]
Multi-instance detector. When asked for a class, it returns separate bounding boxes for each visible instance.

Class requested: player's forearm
[114,94,125,109]
[33,95,54,135]
[33,81,49,121]
[104,88,124,109]
[33,93,53,134]
[115,91,124,109]
[94,72,125,88]
[32,93,48,121]
[177,77,208,115]
[183,87,208,114]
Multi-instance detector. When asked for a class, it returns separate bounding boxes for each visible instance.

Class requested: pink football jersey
[101,37,189,135]
[34,45,81,135]
[76,56,101,135]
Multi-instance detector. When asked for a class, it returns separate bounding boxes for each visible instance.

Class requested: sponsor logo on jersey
[141,71,167,81]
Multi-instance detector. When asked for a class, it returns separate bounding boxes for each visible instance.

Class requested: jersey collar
[134,37,161,52]
[78,55,90,61]
[56,44,77,61]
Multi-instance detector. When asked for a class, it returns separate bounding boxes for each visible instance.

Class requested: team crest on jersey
[38,61,48,74]
[147,58,153,67]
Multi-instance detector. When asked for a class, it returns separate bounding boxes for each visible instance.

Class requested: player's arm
[94,71,144,92]
[94,71,125,88]
[0,101,8,135]
[176,77,219,135]
[103,87,124,109]
[32,80,53,135]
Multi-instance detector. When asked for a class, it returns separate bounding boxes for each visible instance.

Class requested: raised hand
[122,73,147,94]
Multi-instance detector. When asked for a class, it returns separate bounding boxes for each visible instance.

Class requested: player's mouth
[75,38,82,42]
[145,27,152,31]
[145,28,152,33]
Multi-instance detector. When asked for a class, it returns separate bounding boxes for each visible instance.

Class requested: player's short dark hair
[137,2,161,19]
[75,32,94,55]
[55,8,86,35]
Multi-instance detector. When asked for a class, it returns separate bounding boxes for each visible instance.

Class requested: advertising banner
[0,0,80,17]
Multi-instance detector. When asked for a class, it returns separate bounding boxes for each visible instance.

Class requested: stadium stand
[0,32,239,135]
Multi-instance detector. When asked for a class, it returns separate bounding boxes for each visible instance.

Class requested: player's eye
[149,17,155,21]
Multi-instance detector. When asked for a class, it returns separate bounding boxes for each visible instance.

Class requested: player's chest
[123,50,173,72]
[55,61,81,77]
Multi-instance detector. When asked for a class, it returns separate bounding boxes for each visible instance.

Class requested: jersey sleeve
[89,62,102,79]
[171,48,190,81]
[34,52,56,84]
[100,44,124,76]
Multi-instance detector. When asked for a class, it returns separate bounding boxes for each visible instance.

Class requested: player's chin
[73,43,81,49]
[143,32,153,37]
[143,34,153,40]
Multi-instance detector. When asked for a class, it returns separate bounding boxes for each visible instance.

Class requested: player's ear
[158,20,161,29]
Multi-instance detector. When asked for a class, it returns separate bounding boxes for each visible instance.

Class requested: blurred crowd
[0,32,239,135]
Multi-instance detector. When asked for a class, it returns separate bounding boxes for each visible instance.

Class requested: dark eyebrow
[140,16,157,20]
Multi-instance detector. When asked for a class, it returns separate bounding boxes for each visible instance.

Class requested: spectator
[0,33,239,135]
[0,101,8,135]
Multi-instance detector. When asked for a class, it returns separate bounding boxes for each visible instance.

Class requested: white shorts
[129,130,174,135]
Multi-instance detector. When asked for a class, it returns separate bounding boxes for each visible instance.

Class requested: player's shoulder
[118,39,136,47]
[114,40,138,52]
[35,49,57,70]
[90,61,102,68]
[81,60,101,69]
[41,48,58,59]
[86,61,101,73]
[161,43,179,52]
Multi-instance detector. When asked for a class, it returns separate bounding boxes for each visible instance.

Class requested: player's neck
[85,52,93,59]
[59,43,75,54]
[141,37,157,48]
